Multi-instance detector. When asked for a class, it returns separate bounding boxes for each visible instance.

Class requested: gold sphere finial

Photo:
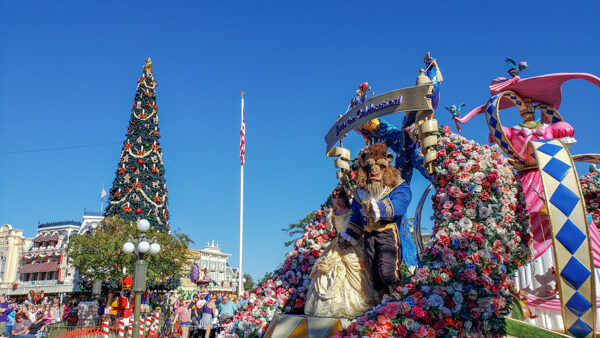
[337,114,343,119]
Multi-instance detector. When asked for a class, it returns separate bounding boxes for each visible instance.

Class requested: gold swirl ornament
[327,147,351,181]
[418,119,438,174]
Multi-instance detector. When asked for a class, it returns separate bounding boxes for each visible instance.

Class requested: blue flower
[452,239,460,249]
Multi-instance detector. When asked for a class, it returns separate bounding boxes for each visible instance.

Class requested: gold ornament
[144,58,153,74]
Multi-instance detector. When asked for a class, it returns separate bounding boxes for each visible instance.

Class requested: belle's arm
[488,126,512,144]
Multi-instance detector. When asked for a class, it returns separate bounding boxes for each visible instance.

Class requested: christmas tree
[105,58,170,232]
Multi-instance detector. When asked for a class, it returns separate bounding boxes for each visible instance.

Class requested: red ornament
[136,208,142,214]
[138,159,144,165]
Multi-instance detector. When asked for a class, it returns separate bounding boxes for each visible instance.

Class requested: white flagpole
[100,183,104,214]
[238,90,245,297]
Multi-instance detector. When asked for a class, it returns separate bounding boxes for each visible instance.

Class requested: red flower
[294,299,303,308]
[437,235,450,246]
[376,315,393,332]
[413,306,427,318]
[311,249,319,257]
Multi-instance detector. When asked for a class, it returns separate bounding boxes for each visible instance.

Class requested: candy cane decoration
[102,318,110,338]
[145,314,151,333]
[118,319,125,338]
[139,317,145,338]
[127,319,133,338]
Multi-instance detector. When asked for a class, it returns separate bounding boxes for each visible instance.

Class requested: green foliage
[282,211,316,247]
[505,318,564,338]
[510,296,524,321]
[243,273,254,291]
[67,216,192,289]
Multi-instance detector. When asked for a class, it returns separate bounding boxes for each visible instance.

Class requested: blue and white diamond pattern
[531,139,596,337]
[484,91,526,165]
[537,104,564,124]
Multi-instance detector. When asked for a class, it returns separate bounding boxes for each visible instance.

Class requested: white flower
[479,206,491,218]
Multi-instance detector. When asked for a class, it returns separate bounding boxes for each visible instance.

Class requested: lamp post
[122,219,161,335]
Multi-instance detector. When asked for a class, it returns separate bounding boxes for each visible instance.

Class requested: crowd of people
[170,290,254,338]
[0,289,256,338]
[0,294,85,338]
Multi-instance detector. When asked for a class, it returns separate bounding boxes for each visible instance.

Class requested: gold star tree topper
[144,58,153,74]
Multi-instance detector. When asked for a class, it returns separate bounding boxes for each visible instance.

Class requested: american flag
[240,93,246,165]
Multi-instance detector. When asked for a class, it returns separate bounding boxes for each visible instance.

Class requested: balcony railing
[83,209,105,217]
[19,280,59,286]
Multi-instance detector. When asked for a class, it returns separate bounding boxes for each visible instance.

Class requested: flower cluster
[337,126,532,337]
[581,170,600,226]
[223,210,335,336]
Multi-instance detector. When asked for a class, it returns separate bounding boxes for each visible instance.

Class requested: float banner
[325,84,433,153]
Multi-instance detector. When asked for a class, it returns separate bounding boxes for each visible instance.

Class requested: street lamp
[122,219,161,335]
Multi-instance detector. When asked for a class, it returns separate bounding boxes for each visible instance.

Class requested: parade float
[223,55,600,337]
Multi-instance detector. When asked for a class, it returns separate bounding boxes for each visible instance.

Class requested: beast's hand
[361,200,374,217]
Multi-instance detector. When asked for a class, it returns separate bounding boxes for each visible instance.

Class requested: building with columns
[10,220,83,296]
[183,241,238,293]
[0,224,32,290]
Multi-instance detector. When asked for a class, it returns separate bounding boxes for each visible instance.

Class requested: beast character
[341,142,412,291]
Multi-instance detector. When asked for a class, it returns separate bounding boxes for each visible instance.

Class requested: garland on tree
[104,59,170,232]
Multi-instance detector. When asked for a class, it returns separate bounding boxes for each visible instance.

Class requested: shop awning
[19,261,59,274]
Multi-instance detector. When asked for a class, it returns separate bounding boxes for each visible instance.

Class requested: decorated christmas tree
[105,58,170,232]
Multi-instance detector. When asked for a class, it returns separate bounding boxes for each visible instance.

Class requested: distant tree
[282,211,316,247]
[256,272,274,289]
[67,216,192,289]
[243,273,254,291]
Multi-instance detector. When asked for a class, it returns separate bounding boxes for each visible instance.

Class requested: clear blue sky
[1,1,599,281]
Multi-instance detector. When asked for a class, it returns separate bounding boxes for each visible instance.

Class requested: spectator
[236,291,250,309]
[65,301,78,327]
[50,299,61,324]
[173,298,190,338]
[11,313,32,338]
[41,304,54,327]
[189,294,199,327]
[5,302,17,338]
[27,313,46,337]
[198,296,216,338]
[0,295,9,336]
[217,295,236,318]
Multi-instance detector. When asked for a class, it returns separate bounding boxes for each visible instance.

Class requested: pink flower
[364,320,377,331]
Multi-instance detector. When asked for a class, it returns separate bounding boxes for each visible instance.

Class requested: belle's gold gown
[304,210,381,318]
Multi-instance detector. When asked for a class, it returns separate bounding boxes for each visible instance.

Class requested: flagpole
[100,183,104,214]
[238,90,245,297]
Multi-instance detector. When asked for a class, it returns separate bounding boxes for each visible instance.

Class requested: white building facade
[185,241,238,293]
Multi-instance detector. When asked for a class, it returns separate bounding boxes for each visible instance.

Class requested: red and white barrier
[139,317,145,338]
[102,318,110,338]
[118,319,125,338]
[145,314,151,333]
